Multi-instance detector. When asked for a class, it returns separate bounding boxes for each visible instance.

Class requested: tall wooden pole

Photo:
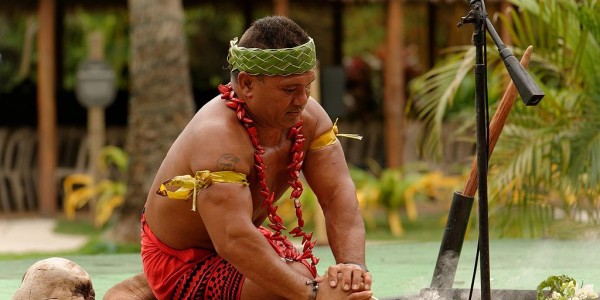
[37,0,58,215]
[273,0,289,16]
[383,0,406,168]
[500,0,512,46]
[87,31,107,224]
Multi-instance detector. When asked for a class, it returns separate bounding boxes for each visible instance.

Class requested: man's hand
[320,263,372,292]
[315,275,373,300]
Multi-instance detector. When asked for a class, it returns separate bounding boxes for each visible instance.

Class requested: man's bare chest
[247,144,298,220]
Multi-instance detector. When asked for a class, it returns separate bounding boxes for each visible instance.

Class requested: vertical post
[472,15,492,300]
[332,1,344,66]
[37,0,58,215]
[383,0,406,168]
[426,2,436,69]
[87,31,107,225]
[273,0,289,16]
[499,0,512,47]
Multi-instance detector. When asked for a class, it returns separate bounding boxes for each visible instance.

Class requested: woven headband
[227,37,317,76]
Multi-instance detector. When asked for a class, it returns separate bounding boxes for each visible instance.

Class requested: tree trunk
[109,0,194,243]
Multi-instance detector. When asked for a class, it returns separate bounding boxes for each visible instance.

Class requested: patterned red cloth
[141,214,244,300]
[141,215,311,300]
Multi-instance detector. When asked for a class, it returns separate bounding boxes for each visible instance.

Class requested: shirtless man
[105,16,372,300]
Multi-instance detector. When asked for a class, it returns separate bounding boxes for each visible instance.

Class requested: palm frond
[408,0,600,236]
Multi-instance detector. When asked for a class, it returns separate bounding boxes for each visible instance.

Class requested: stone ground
[1,218,599,299]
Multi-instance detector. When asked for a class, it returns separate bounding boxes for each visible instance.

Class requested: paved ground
[1,218,599,299]
[0,218,87,254]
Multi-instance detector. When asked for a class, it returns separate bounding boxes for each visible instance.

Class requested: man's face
[246,70,316,128]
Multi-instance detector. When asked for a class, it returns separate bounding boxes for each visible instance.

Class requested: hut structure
[0,0,509,215]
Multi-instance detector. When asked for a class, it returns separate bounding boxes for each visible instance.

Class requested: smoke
[431,250,460,289]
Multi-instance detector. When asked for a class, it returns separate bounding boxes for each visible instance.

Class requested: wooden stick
[462,46,534,197]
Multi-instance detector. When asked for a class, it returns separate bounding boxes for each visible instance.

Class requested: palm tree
[408,0,600,237]
[109,0,195,242]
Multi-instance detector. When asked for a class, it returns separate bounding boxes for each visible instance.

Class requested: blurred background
[0,0,598,257]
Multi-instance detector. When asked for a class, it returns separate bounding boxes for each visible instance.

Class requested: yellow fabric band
[157,170,248,211]
[308,119,363,150]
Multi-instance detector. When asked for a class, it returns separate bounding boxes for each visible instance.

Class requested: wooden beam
[37,0,58,215]
[500,0,512,46]
[383,0,406,168]
[273,0,288,16]
[332,1,343,65]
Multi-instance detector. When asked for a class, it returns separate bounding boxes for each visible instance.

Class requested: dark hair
[231,16,311,81]
[239,16,310,49]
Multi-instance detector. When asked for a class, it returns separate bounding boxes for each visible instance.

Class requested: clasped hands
[315,263,373,300]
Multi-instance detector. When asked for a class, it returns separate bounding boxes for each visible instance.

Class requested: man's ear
[236,72,254,100]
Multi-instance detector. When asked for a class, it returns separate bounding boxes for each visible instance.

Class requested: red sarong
[141,215,311,300]
[141,215,244,300]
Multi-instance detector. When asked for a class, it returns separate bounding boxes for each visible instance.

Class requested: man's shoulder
[183,99,253,174]
[302,98,335,140]
[192,97,245,136]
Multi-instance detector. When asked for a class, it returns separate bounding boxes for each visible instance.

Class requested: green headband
[227,37,317,76]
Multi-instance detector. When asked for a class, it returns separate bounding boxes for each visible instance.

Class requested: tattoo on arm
[215,153,240,171]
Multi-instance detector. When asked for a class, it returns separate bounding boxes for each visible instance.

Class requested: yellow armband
[308,119,363,150]
[157,170,248,211]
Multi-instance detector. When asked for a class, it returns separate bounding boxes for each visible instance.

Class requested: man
[106,16,372,300]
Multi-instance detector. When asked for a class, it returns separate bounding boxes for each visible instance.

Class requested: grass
[365,213,448,242]
[7,205,594,262]
[0,209,449,259]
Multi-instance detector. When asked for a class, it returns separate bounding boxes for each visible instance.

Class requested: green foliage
[0,5,244,94]
[490,0,600,237]
[63,8,129,90]
[185,5,245,91]
[63,146,129,228]
[407,0,600,237]
[0,14,37,91]
[408,45,506,159]
[537,275,577,300]
[349,162,464,237]
[535,274,598,300]
[343,5,386,57]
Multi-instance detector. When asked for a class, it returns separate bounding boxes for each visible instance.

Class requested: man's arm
[198,181,316,299]
[303,115,371,292]
[304,141,366,265]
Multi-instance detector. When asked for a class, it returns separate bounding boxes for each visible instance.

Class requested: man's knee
[290,261,315,279]
[103,273,156,300]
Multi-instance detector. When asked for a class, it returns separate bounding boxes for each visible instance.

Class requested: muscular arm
[303,119,366,268]
[170,102,315,299]
[198,182,314,299]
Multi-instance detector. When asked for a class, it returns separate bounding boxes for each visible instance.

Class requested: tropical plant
[350,166,382,230]
[63,8,129,90]
[537,275,598,300]
[350,161,464,237]
[63,146,128,228]
[408,0,600,237]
